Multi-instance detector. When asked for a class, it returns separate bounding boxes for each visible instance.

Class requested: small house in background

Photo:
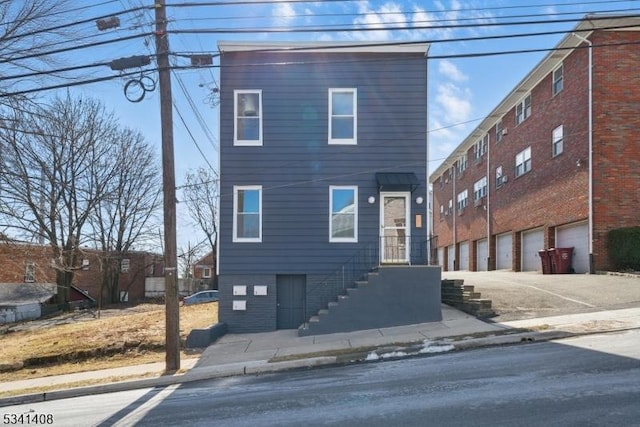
[192,250,217,291]
[0,240,164,307]
[0,283,57,324]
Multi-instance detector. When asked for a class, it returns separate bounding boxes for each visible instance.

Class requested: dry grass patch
[0,302,217,382]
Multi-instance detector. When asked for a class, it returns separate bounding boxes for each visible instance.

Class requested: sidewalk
[2,304,640,407]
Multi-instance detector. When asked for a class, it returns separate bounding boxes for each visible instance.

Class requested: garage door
[447,245,454,271]
[522,228,544,271]
[459,241,469,271]
[476,239,488,271]
[496,233,513,270]
[556,221,589,273]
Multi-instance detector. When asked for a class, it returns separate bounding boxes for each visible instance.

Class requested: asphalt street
[4,329,639,427]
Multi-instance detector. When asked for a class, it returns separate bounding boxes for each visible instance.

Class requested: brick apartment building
[0,240,163,303]
[430,15,640,274]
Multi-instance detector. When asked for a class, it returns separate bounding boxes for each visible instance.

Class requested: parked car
[182,290,219,306]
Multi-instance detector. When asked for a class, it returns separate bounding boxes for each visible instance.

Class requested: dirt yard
[0,301,218,382]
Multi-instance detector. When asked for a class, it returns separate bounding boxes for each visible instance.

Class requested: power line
[168,12,640,34]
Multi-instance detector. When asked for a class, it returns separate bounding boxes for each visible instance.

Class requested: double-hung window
[24,263,35,283]
[330,186,357,242]
[233,185,262,242]
[474,134,488,161]
[553,64,564,95]
[552,125,564,157]
[496,165,506,188]
[456,153,468,174]
[473,176,487,201]
[234,90,262,146]
[516,94,531,125]
[516,147,532,177]
[457,190,468,211]
[329,89,357,144]
[496,120,504,143]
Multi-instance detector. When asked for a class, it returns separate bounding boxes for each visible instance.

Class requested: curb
[0,326,636,408]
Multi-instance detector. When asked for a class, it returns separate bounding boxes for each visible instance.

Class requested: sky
[6,0,640,253]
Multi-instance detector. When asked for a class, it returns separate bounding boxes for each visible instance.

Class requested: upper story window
[234,90,262,146]
[496,165,506,188]
[516,147,532,177]
[496,120,504,143]
[233,185,262,242]
[474,134,488,161]
[552,125,564,157]
[457,189,468,211]
[456,153,468,174]
[330,186,358,242]
[24,262,35,283]
[202,267,212,278]
[329,88,357,145]
[553,64,564,95]
[121,258,130,273]
[473,176,487,201]
[516,94,531,125]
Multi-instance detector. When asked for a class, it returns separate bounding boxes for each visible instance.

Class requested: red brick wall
[0,242,163,302]
[591,30,640,270]
[432,31,619,271]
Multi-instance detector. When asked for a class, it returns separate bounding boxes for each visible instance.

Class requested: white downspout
[573,33,594,273]
[486,136,491,271]
[452,165,457,270]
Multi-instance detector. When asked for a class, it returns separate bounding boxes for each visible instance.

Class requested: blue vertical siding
[219,50,428,277]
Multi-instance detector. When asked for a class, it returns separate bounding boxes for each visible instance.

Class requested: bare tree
[88,128,162,305]
[0,0,74,95]
[0,93,121,306]
[182,167,218,281]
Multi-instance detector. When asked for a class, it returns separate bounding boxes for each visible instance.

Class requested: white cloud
[438,60,468,83]
[272,3,296,26]
[349,1,407,41]
[436,82,471,124]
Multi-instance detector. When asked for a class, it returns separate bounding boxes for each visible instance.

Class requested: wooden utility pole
[155,0,180,372]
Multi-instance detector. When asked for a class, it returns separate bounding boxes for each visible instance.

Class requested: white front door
[380,192,410,263]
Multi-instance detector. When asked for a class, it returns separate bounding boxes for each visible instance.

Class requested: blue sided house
[217,41,441,335]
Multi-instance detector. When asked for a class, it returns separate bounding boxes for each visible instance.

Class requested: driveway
[440,271,640,322]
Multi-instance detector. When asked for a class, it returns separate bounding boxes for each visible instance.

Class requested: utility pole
[155,0,180,372]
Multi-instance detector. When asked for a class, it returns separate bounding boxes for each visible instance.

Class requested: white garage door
[437,247,444,267]
[496,233,513,270]
[447,245,454,271]
[522,228,544,272]
[556,221,589,273]
[476,239,488,271]
[459,241,469,271]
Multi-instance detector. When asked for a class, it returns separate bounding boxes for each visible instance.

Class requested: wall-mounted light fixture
[415,196,424,205]
[368,196,376,204]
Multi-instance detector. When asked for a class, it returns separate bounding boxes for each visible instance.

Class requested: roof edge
[218,40,430,54]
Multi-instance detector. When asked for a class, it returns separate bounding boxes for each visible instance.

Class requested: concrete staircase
[441,279,495,318]
[298,266,442,336]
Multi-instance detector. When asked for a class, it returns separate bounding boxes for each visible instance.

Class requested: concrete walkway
[3,302,640,407]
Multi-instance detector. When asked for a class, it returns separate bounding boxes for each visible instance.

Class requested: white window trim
[516,147,532,177]
[552,125,564,157]
[329,185,358,242]
[121,258,130,273]
[202,267,212,279]
[515,94,532,125]
[233,185,262,242]
[553,64,564,95]
[457,189,468,210]
[473,176,488,200]
[328,88,357,145]
[234,89,263,146]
